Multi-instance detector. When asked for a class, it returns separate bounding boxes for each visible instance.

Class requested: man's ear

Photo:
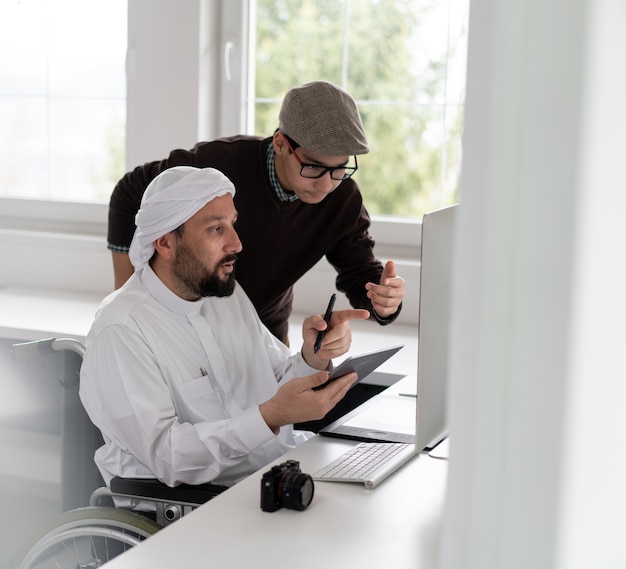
[154,233,175,261]
[272,130,289,156]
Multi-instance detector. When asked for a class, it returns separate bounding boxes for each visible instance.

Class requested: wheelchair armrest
[110,476,228,505]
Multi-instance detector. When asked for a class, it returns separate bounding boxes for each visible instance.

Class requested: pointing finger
[330,308,370,324]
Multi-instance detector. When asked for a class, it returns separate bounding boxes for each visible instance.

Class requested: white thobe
[79,266,316,488]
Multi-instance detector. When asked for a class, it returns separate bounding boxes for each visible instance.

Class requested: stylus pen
[314,293,336,353]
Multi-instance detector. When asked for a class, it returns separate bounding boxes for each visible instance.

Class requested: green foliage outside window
[253,0,466,219]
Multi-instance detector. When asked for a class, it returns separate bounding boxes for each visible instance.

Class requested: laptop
[313,203,458,488]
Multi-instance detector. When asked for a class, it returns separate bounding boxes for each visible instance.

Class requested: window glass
[1,0,468,219]
[252,0,468,218]
[0,0,127,202]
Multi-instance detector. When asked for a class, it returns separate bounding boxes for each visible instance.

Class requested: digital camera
[260,460,315,512]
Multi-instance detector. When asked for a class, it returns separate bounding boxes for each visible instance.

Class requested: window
[1,0,467,220]
[251,0,468,218]
[0,0,127,203]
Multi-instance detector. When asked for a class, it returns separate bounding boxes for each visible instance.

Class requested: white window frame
[0,0,421,324]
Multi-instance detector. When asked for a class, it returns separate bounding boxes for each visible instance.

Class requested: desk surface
[105,436,448,569]
[103,377,447,569]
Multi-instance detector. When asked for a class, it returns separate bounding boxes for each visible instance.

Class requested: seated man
[108,80,405,343]
[80,166,369,489]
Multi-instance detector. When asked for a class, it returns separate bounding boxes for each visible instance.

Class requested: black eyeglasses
[284,136,358,181]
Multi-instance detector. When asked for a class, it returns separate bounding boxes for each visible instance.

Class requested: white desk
[102,375,447,569]
[105,436,447,569]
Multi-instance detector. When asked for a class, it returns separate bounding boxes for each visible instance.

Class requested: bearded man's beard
[173,243,237,299]
[194,269,236,298]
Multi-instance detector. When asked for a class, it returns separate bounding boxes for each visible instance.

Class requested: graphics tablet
[312,344,404,391]
[319,394,416,444]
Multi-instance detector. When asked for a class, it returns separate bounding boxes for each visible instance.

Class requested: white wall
[0,200,112,294]
[126,0,202,167]
[126,0,250,165]
[442,0,626,568]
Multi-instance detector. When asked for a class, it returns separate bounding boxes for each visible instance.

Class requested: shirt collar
[140,264,203,316]
[267,143,299,203]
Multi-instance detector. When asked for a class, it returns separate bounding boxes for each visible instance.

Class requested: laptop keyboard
[313,442,415,489]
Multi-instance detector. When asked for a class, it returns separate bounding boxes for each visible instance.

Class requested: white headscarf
[129,166,236,270]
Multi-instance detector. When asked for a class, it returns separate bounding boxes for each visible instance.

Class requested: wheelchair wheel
[12,506,162,569]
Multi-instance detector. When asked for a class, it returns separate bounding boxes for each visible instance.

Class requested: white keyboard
[313,442,417,490]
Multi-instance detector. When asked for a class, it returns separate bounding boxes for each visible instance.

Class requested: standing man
[80,166,370,489]
[108,81,404,343]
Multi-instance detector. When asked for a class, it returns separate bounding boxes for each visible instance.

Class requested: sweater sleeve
[325,199,401,325]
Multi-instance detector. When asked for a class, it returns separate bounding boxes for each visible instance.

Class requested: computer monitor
[319,203,459,450]
[414,202,458,450]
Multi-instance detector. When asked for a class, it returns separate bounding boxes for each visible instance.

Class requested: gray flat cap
[278,81,369,156]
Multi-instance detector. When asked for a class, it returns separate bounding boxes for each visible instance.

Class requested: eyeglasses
[284,136,358,181]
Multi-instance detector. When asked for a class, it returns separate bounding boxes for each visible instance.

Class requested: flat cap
[278,81,369,156]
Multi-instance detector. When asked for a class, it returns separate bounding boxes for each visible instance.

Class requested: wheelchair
[9,338,227,569]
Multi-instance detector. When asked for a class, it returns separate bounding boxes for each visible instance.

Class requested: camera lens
[278,471,315,511]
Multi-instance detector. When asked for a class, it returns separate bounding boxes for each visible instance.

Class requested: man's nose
[315,171,336,191]
[227,227,243,253]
